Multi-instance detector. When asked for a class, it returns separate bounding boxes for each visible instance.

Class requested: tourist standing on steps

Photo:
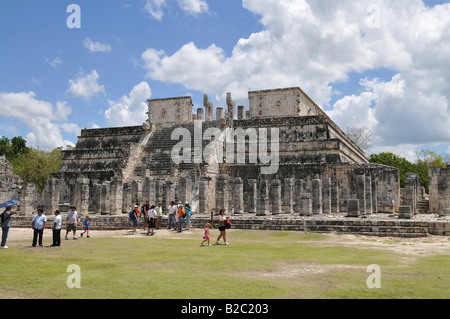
[167,201,177,230]
[65,206,79,240]
[1,206,18,249]
[51,210,62,246]
[31,209,47,247]
[215,209,229,245]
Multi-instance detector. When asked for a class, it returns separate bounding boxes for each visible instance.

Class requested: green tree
[369,152,414,188]
[11,147,62,193]
[0,136,30,161]
[413,149,447,193]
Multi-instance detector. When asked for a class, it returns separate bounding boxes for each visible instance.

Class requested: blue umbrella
[0,200,20,208]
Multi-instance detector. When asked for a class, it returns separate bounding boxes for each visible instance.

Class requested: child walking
[201,222,211,247]
[80,215,91,238]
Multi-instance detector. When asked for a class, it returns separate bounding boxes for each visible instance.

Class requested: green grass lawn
[0,229,448,299]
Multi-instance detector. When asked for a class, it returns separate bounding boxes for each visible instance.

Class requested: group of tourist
[129,200,192,235]
[0,205,90,248]
[1,202,230,249]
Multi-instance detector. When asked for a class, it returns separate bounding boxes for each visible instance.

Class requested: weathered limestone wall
[148,96,193,124]
[429,167,450,216]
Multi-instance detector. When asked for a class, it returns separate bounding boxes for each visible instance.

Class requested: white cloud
[104,82,152,127]
[67,70,106,101]
[83,38,112,53]
[144,0,166,20]
[0,91,77,150]
[45,57,62,68]
[141,0,450,153]
[178,0,208,15]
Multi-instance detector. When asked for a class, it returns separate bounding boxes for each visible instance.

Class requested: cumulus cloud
[144,0,166,20]
[178,0,208,15]
[67,70,106,101]
[104,82,152,127]
[83,38,112,53]
[0,91,77,150]
[141,0,450,154]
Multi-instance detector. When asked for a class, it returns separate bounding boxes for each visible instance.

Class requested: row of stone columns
[212,174,341,216]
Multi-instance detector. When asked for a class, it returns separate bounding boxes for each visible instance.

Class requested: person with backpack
[1,206,18,249]
[215,209,229,246]
[130,205,139,234]
[176,204,185,232]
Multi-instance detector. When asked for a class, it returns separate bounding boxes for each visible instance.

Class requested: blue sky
[0,0,449,162]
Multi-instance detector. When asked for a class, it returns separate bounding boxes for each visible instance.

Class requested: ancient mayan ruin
[1,86,449,237]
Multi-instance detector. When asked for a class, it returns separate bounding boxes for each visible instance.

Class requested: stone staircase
[417,199,429,214]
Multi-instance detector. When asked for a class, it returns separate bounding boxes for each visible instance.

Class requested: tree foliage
[11,147,63,193]
[0,136,30,161]
[369,149,447,192]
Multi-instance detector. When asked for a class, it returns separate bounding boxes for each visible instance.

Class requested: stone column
[347,199,360,217]
[19,182,37,216]
[322,178,331,214]
[178,177,192,205]
[270,179,282,215]
[365,176,373,214]
[294,179,305,214]
[331,179,339,214]
[132,180,143,206]
[215,174,229,213]
[312,179,323,214]
[405,173,418,215]
[237,105,244,120]
[109,176,123,215]
[282,178,294,214]
[91,183,102,214]
[233,177,244,214]
[165,181,175,207]
[199,178,210,214]
[256,179,269,216]
[299,193,312,216]
[371,178,378,214]
[122,182,133,214]
[197,108,204,121]
[247,179,257,214]
[100,181,110,215]
[216,107,224,120]
[355,175,366,215]
[74,178,90,214]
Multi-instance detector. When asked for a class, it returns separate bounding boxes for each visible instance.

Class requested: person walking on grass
[215,209,229,245]
[32,209,47,247]
[65,206,79,240]
[201,222,211,247]
[80,215,91,238]
[51,210,62,247]
[1,206,18,249]
[146,205,157,236]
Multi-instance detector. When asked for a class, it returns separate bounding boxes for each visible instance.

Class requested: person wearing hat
[146,205,157,236]
[185,201,192,230]
[51,210,62,246]
[1,206,18,249]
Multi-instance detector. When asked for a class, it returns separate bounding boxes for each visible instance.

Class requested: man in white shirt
[65,206,79,240]
[51,210,62,246]
[167,201,177,230]
[31,209,47,247]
